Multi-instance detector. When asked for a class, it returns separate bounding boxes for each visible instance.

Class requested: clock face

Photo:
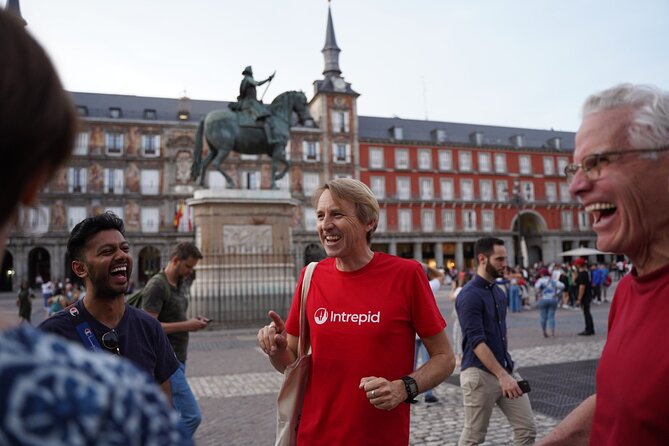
[334,78,346,91]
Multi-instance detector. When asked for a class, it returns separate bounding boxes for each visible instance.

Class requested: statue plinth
[187,188,300,326]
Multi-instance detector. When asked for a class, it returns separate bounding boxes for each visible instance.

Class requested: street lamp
[509,178,525,267]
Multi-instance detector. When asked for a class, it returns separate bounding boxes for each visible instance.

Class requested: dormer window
[469,131,483,146]
[144,109,157,120]
[178,95,191,121]
[390,126,403,140]
[432,129,447,143]
[510,134,524,147]
[109,107,122,119]
[547,137,561,150]
[76,106,88,117]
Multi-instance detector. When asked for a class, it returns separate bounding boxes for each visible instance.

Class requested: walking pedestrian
[534,268,564,337]
[574,258,594,336]
[16,280,34,324]
[449,271,473,367]
[456,237,536,445]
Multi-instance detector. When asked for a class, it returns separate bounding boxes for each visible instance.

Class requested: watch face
[402,376,419,400]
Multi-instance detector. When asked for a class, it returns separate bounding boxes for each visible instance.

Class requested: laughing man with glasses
[537,84,669,446]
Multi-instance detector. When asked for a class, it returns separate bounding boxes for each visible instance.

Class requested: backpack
[126,273,169,308]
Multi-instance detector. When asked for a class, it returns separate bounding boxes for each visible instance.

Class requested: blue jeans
[537,299,558,332]
[171,361,201,438]
[414,338,434,398]
[509,286,522,312]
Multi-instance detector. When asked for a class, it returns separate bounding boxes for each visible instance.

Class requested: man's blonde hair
[312,178,380,243]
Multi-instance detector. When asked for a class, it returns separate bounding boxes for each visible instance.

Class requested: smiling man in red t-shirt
[258,178,455,445]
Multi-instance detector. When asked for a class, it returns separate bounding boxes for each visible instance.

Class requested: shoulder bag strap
[298,262,318,357]
[66,300,104,353]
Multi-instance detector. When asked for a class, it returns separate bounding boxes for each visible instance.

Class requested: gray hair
[582,83,669,149]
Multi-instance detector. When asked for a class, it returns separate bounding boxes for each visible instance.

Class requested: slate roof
[70,91,229,123]
[69,91,575,151]
[358,116,575,151]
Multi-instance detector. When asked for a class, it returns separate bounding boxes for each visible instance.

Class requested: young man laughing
[39,212,179,400]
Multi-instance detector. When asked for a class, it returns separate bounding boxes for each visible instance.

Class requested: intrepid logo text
[314,307,381,325]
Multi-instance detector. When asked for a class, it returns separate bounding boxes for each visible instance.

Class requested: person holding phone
[456,237,536,446]
[141,242,209,439]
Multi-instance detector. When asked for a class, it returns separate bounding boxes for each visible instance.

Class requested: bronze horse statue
[191,90,315,189]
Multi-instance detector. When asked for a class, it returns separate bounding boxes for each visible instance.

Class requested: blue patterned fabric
[0,325,191,446]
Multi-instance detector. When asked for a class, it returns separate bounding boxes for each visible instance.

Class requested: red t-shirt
[285,253,446,445]
[591,263,669,445]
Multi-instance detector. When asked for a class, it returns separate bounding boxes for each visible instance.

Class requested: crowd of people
[2,5,669,444]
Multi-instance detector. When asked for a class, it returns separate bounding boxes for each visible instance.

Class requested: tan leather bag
[275,261,317,446]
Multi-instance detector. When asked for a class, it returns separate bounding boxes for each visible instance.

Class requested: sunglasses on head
[101,329,120,355]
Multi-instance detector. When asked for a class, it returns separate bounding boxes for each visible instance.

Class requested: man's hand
[258,310,288,355]
[499,373,523,399]
[359,376,405,411]
[187,317,208,332]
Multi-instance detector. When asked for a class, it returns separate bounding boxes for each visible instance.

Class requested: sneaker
[424,395,439,403]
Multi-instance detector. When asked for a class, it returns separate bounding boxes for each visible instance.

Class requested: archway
[137,246,162,286]
[304,243,325,266]
[0,250,14,291]
[512,211,547,267]
[28,247,51,288]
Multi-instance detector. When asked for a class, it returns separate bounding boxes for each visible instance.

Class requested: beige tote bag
[275,261,317,446]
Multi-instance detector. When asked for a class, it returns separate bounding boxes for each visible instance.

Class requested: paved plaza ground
[0,281,615,445]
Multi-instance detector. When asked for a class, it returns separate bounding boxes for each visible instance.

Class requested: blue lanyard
[68,304,103,352]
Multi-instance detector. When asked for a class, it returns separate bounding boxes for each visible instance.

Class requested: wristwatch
[400,376,419,403]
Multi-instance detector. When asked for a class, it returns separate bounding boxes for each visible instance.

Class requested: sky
[9,0,669,132]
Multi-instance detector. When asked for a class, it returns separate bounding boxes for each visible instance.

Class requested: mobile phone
[204,318,213,323]
[517,380,531,393]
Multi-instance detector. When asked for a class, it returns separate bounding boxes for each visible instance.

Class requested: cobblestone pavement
[0,282,616,445]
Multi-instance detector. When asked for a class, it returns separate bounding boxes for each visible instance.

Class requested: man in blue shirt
[456,237,536,445]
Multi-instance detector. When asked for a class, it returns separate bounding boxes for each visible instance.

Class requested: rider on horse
[229,66,278,144]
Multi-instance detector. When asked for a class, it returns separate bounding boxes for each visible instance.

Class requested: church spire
[322,1,341,77]
[5,0,27,26]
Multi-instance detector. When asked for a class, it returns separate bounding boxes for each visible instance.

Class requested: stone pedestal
[186,189,300,326]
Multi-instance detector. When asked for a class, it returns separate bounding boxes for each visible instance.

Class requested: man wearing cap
[573,258,594,336]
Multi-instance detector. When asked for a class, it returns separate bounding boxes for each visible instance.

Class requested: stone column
[435,242,444,268]
[455,241,464,270]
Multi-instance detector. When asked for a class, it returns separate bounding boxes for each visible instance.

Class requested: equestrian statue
[191,66,316,189]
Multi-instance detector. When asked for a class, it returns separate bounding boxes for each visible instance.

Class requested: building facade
[2,4,597,291]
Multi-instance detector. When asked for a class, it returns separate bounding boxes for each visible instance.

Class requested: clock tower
[310,1,360,179]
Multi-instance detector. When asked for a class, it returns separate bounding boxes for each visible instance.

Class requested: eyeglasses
[101,329,120,355]
[564,145,669,184]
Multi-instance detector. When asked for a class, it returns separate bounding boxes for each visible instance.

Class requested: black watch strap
[400,375,419,403]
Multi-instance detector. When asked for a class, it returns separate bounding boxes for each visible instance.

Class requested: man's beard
[86,261,128,299]
[486,260,502,279]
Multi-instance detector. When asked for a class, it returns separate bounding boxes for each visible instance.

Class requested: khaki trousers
[458,367,536,446]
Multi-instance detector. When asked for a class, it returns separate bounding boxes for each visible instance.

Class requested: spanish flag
[174,200,184,228]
